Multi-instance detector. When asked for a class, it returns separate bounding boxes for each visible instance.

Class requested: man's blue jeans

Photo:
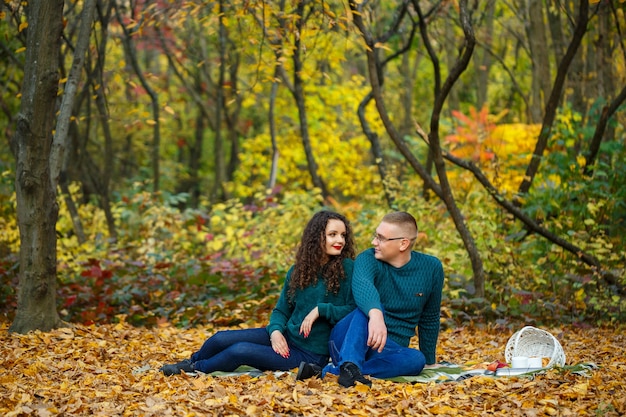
[322,309,426,378]
[190,328,328,374]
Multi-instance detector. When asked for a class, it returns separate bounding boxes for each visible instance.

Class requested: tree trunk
[52,0,95,245]
[50,0,96,189]
[444,15,460,117]
[94,87,118,241]
[546,0,565,63]
[211,0,228,202]
[416,0,485,297]
[224,51,242,186]
[595,2,616,142]
[474,0,495,110]
[398,47,418,137]
[358,92,395,208]
[268,64,280,190]
[115,0,161,194]
[584,85,626,175]
[190,109,204,208]
[10,0,65,333]
[291,1,329,199]
[525,0,552,122]
[566,0,587,119]
[518,0,589,196]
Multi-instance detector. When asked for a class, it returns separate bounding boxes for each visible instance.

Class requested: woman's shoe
[160,359,195,376]
[295,361,322,380]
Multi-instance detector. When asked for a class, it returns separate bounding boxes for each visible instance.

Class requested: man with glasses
[296,211,444,387]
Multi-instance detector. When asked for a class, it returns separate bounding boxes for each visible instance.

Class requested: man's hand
[299,306,319,338]
[367,309,387,352]
[270,330,290,358]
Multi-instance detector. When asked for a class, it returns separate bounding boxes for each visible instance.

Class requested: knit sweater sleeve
[351,249,382,315]
[266,267,294,336]
[317,258,356,324]
[418,258,444,364]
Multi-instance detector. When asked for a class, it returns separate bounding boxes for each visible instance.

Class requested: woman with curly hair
[160,210,356,376]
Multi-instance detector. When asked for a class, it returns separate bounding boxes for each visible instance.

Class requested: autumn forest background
[1,0,626,414]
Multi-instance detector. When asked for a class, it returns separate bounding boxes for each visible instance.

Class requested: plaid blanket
[138,362,597,381]
[385,362,597,383]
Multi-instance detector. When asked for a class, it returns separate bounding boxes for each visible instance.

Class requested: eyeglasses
[372,233,407,243]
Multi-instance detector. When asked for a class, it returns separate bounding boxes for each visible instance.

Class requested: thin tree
[289,0,329,198]
[349,0,486,296]
[114,0,162,194]
[517,0,589,196]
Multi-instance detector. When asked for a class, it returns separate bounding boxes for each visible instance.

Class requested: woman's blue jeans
[189,327,328,374]
[322,309,426,378]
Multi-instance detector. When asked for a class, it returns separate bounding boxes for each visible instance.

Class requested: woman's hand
[270,330,290,358]
[299,306,319,338]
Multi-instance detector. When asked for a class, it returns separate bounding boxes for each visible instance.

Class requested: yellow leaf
[430,404,457,414]
[354,383,370,392]
[571,382,588,395]
[146,119,156,126]
[19,22,28,32]
[543,406,559,416]
[16,47,26,53]
[373,41,391,51]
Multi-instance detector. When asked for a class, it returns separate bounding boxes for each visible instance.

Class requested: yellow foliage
[444,108,541,198]
[230,75,382,199]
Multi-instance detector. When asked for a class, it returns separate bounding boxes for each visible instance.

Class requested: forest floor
[1,320,624,416]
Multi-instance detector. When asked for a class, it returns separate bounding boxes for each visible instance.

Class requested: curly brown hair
[288,210,356,299]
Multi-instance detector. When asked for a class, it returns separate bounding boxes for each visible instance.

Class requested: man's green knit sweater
[267,258,355,356]
[352,248,444,364]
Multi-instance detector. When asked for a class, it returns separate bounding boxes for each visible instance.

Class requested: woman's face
[323,219,347,256]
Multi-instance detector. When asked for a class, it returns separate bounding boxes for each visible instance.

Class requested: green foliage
[2,0,625,330]
[2,159,625,327]
[410,104,626,325]
[512,106,626,323]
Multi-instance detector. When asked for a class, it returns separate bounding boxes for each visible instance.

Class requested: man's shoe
[338,362,372,388]
[296,361,322,381]
[160,359,195,376]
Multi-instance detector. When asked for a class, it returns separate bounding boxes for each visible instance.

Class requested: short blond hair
[381,211,418,237]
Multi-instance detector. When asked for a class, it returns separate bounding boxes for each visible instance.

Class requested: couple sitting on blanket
[160,210,444,388]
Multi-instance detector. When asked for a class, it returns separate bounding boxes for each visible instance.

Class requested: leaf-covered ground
[1,320,624,416]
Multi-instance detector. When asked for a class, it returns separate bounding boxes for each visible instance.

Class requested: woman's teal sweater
[266,258,355,356]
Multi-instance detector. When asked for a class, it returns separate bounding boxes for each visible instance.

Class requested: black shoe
[338,362,372,388]
[160,359,195,376]
[296,361,322,381]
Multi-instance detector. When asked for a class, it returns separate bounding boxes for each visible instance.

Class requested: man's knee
[405,349,426,374]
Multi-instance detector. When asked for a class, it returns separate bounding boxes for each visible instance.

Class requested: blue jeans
[322,309,426,378]
[189,328,328,374]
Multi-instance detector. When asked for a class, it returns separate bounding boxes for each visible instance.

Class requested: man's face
[372,221,406,262]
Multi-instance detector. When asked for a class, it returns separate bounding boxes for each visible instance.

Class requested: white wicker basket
[504,326,566,368]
